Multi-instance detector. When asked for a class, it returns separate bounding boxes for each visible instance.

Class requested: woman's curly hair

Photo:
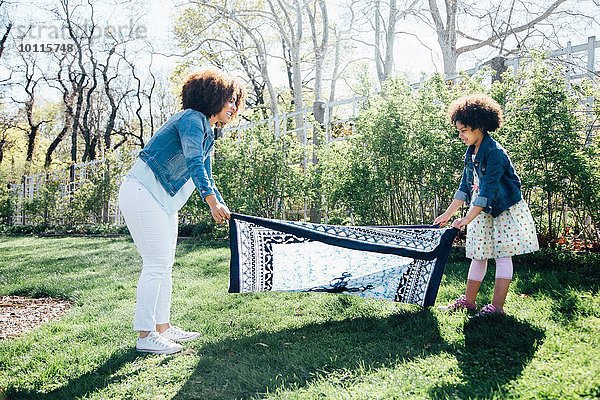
[447,93,503,134]
[180,67,246,121]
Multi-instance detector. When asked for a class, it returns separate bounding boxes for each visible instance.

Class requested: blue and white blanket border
[228,213,458,307]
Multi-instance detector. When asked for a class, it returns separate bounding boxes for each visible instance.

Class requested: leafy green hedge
[314,59,599,243]
[1,57,598,245]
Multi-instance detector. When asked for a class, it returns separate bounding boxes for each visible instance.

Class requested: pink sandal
[439,295,477,312]
[474,303,506,317]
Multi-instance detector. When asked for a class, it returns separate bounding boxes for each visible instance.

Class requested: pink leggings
[467,257,513,282]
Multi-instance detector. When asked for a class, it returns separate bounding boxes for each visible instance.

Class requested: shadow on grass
[174,307,442,399]
[512,259,599,325]
[513,261,599,295]
[4,309,544,400]
[443,253,599,325]
[172,307,542,400]
[430,314,545,399]
[5,348,142,400]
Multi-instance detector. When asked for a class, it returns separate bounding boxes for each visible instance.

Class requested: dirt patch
[0,296,72,339]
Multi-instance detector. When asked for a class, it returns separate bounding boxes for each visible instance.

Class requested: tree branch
[456,0,568,55]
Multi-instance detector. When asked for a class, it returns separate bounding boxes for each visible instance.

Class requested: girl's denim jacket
[138,109,224,203]
[454,134,522,217]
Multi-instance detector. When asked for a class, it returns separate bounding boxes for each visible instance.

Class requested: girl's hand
[433,213,450,227]
[451,217,470,229]
[210,202,231,224]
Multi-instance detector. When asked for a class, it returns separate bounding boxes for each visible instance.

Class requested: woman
[119,68,246,354]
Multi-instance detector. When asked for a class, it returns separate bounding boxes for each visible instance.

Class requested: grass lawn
[0,235,598,399]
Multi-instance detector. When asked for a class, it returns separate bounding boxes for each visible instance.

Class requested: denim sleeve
[454,166,470,202]
[475,149,508,208]
[204,154,225,205]
[178,114,215,200]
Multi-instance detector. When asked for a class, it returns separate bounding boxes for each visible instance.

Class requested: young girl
[434,94,538,317]
[119,68,246,354]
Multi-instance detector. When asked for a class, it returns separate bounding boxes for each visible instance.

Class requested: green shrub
[213,122,309,219]
[497,56,599,243]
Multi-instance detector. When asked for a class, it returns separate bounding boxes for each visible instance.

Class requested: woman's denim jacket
[454,134,522,217]
[139,109,224,203]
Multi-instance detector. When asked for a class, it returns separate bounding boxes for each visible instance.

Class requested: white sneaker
[136,331,183,354]
[160,326,201,342]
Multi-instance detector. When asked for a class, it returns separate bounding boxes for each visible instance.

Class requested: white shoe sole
[136,346,183,355]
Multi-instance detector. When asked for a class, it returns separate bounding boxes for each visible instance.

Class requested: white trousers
[118,176,178,332]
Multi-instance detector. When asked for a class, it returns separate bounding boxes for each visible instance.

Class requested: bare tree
[326,6,372,102]
[327,21,369,102]
[176,0,356,122]
[53,0,92,165]
[123,54,146,148]
[11,54,51,166]
[44,55,76,168]
[100,46,121,151]
[0,22,10,61]
[148,70,177,127]
[0,1,17,91]
[0,0,13,61]
[305,0,329,102]
[344,0,419,84]
[146,56,156,137]
[424,0,575,75]
[233,33,268,115]
[49,0,152,159]
[172,11,265,112]
[178,0,281,116]
[0,111,17,165]
[81,8,99,162]
[266,0,307,135]
[98,8,151,154]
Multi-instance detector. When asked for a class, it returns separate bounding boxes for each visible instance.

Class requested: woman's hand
[205,194,230,224]
[210,202,231,224]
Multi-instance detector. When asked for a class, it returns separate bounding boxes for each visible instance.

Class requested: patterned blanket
[228,213,457,306]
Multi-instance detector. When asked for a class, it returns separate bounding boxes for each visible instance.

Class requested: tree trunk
[45,126,69,168]
[441,46,458,75]
[25,125,39,162]
[383,0,397,80]
[81,55,98,162]
[71,87,84,164]
[0,138,5,164]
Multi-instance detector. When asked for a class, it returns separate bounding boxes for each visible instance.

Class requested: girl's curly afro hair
[447,93,503,133]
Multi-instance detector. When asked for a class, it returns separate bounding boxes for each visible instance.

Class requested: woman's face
[456,121,483,147]
[214,94,238,126]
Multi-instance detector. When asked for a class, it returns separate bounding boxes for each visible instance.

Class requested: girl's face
[213,94,238,126]
[456,121,484,147]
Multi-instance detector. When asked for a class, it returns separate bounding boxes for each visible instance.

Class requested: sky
[141,0,599,87]
[142,0,444,88]
[4,0,599,102]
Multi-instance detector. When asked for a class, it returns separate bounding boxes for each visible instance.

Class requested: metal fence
[7,36,599,226]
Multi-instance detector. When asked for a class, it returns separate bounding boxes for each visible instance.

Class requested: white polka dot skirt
[466,199,540,260]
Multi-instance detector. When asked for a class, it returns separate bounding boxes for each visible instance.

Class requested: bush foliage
[2,58,598,244]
